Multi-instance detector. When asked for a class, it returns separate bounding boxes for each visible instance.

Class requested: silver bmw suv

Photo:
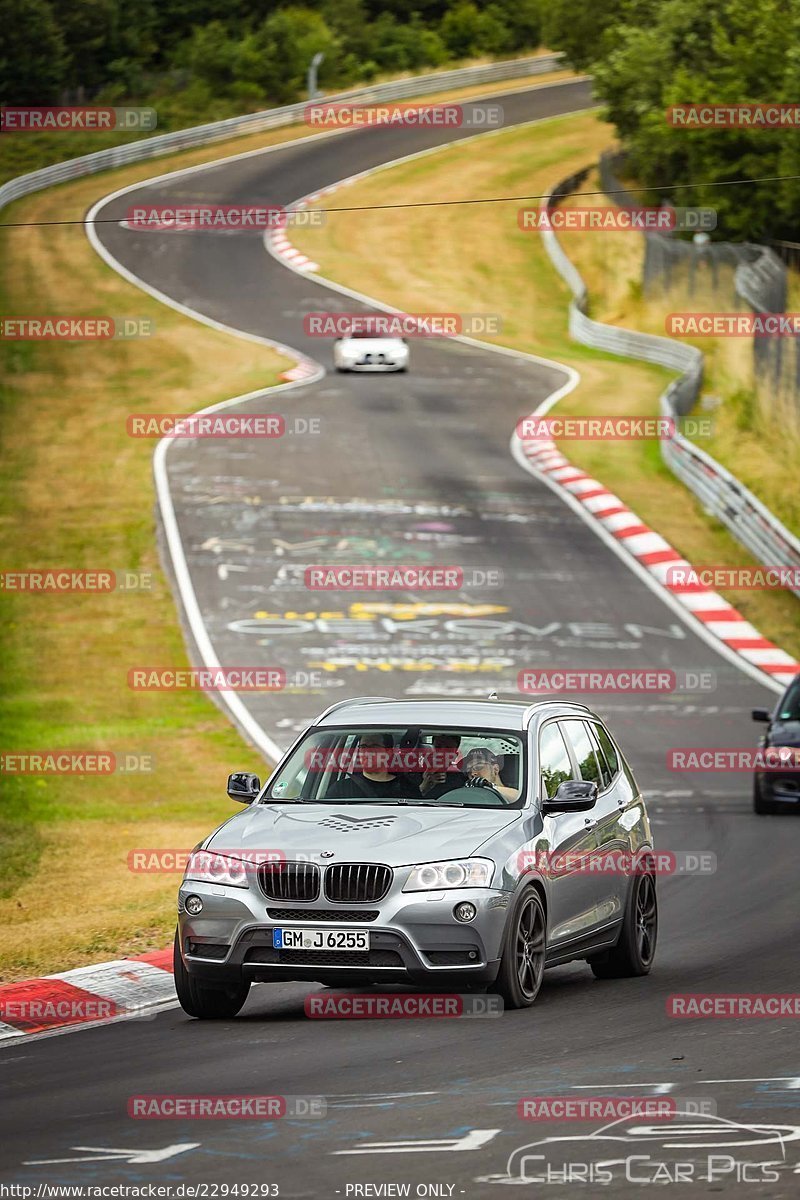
[175,697,657,1017]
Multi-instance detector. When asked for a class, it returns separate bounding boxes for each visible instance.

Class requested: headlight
[183,850,249,889]
[403,858,494,892]
[762,746,800,769]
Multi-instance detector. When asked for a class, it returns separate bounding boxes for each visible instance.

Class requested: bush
[439,1,510,59]
[0,0,67,103]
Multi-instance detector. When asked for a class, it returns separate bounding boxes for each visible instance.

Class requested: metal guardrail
[540,171,800,597]
[0,53,563,215]
[599,150,789,312]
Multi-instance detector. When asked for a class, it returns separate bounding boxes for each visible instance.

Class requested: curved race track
[1,78,799,1197]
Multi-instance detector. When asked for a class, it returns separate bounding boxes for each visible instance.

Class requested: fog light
[185,894,204,915]
[454,901,477,923]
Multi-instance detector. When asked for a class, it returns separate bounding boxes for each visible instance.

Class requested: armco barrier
[599,149,789,314]
[540,171,800,599]
[0,54,563,216]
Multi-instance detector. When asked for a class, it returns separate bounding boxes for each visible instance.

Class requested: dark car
[751,676,800,813]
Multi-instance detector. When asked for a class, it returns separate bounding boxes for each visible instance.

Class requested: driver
[463,747,520,803]
[326,732,406,800]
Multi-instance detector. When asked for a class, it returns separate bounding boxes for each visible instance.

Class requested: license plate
[273,927,370,951]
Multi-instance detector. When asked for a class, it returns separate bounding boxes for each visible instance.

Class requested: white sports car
[333,330,409,372]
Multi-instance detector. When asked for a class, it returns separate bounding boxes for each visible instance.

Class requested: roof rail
[312,695,397,724]
[522,699,592,727]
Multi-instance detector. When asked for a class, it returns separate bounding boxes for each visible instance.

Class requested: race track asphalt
[2,78,798,1198]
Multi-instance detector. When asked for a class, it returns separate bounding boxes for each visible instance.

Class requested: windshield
[345,330,399,339]
[777,679,800,722]
[265,725,527,809]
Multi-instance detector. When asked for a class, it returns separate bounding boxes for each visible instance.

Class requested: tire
[590,869,657,980]
[753,776,776,814]
[491,887,546,1009]
[173,930,251,1019]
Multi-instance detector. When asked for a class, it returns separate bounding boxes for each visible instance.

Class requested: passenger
[463,747,520,803]
[417,733,464,799]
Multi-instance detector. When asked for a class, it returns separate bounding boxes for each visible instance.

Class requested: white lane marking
[85,100,593,763]
[572,1078,800,1088]
[512,440,784,695]
[25,1143,200,1166]
[645,790,694,798]
[328,1091,439,1108]
[264,125,785,700]
[335,1129,500,1155]
[85,177,329,766]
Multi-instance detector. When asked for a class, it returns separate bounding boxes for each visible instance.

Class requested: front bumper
[757,770,800,804]
[177,880,510,987]
[338,360,406,372]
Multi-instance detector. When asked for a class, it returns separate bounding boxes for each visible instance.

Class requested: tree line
[541,0,800,242]
[6,0,795,241]
[2,1,541,117]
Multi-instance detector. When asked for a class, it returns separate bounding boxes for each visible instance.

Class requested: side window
[560,720,603,786]
[538,722,574,800]
[585,723,612,791]
[594,722,620,779]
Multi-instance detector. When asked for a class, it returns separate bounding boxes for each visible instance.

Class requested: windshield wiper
[312,798,411,805]
[309,797,467,807]
[401,799,466,807]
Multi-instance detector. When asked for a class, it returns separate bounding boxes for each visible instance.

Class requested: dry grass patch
[0,130,297,978]
[293,114,800,659]
[0,69,581,979]
[561,174,800,538]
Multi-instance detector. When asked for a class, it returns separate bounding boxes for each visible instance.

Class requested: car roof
[313,695,599,731]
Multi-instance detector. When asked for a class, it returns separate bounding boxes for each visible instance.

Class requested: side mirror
[227,771,261,804]
[751,708,771,723]
[542,779,598,814]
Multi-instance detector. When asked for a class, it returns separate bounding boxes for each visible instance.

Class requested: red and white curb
[518,434,800,687]
[267,173,371,274]
[269,193,320,273]
[270,228,319,272]
[279,360,318,382]
[0,948,174,1041]
[264,131,799,695]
